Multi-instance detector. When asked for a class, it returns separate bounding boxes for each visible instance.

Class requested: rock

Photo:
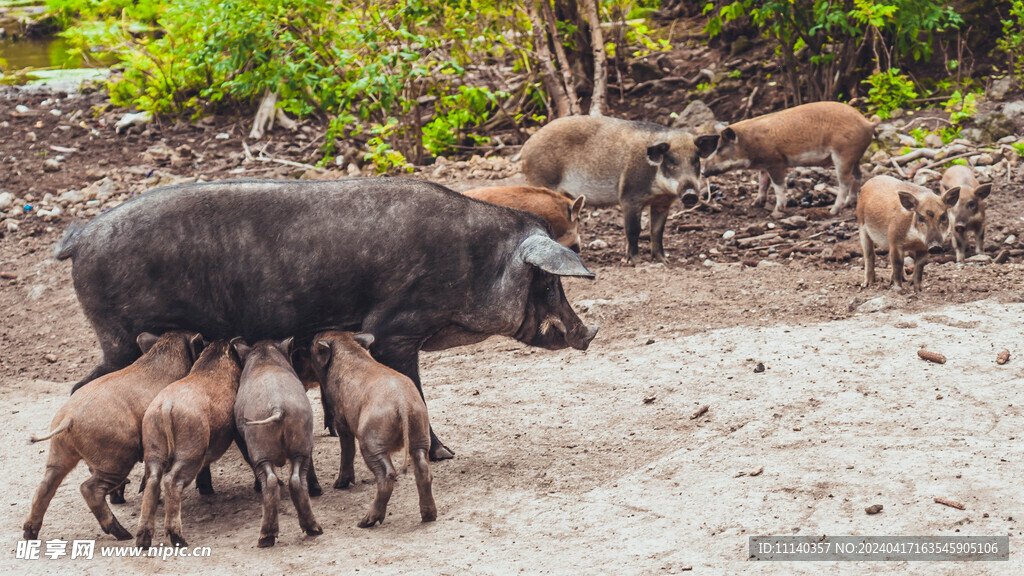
[215,132,231,140]
[588,239,609,250]
[42,159,62,172]
[990,77,1013,100]
[856,296,893,314]
[913,169,941,185]
[722,230,736,240]
[972,153,995,167]
[672,100,716,131]
[15,105,30,114]
[1002,101,1024,122]
[923,134,944,148]
[50,109,62,117]
[115,110,153,134]
[0,191,13,211]
[1005,235,1017,245]
[874,123,901,149]
[870,150,890,164]
[994,249,1011,264]
[779,215,808,230]
[966,254,993,264]
[703,258,715,268]
[976,112,1015,143]
[44,353,57,363]
[5,220,18,233]
[142,142,175,165]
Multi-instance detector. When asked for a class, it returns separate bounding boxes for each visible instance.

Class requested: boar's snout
[569,324,598,351]
[680,190,700,207]
[928,242,944,254]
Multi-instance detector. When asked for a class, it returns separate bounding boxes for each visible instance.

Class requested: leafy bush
[422,86,509,156]
[997,1,1024,85]
[864,68,917,118]
[942,90,978,124]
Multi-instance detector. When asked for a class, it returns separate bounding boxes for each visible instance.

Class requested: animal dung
[865,504,884,515]
[753,362,766,373]
[691,405,709,420]
[917,349,946,364]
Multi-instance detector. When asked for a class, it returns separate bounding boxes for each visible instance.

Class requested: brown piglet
[857,175,959,291]
[463,186,586,252]
[234,338,323,548]
[23,331,204,541]
[940,165,992,263]
[703,101,877,218]
[311,331,436,528]
[135,340,244,549]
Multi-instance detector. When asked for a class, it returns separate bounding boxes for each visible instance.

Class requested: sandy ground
[1,244,1022,574]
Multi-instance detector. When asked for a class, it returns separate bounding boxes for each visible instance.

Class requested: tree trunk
[582,0,606,115]
[538,0,581,114]
[525,1,572,117]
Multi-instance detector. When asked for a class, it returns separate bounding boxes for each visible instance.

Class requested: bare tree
[525,1,573,117]
[582,0,606,115]
[538,0,581,115]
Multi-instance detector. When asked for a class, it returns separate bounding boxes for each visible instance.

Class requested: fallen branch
[890,158,907,178]
[933,497,965,510]
[892,148,940,165]
[910,151,994,177]
[242,141,325,173]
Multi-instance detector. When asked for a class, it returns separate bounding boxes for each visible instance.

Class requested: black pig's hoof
[333,477,351,490]
[429,443,455,462]
[257,535,276,548]
[110,523,133,541]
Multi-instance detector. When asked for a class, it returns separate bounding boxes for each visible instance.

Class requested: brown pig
[135,340,243,549]
[463,186,586,252]
[857,175,959,291]
[233,338,323,548]
[940,165,992,263]
[23,331,204,541]
[702,101,877,218]
[310,331,436,528]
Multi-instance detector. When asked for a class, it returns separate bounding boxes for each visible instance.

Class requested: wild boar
[311,331,436,528]
[135,340,243,549]
[521,115,719,263]
[463,185,586,252]
[23,331,203,541]
[56,178,597,461]
[233,338,323,547]
[940,165,992,263]
[857,175,959,291]
[702,101,877,218]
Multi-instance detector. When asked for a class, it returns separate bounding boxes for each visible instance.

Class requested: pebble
[722,230,736,240]
[44,354,57,363]
[973,153,995,166]
[1005,235,1017,245]
[42,159,62,172]
[588,239,609,250]
[15,105,30,114]
[50,109,62,117]
[856,296,893,314]
[966,254,993,263]
[5,220,17,233]
[0,191,13,210]
[215,132,231,140]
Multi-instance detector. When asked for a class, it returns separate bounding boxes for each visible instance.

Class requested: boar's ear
[570,195,585,222]
[188,333,205,362]
[973,183,992,200]
[720,127,737,143]
[137,332,160,354]
[230,337,252,364]
[695,134,720,158]
[274,336,294,358]
[940,186,960,207]
[352,333,375,349]
[312,340,333,370]
[646,142,670,166]
[519,235,595,279]
[897,191,919,211]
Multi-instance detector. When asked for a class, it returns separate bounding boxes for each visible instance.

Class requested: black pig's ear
[137,332,160,354]
[519,235,595,279]
[898,191,919,211]
[352,333,375,349]
[720,127,737,143]
[695,134,720,157]
[974,183,992,200]
[188,333,205,362]
[312,340,333,370]
[230,337,252,363]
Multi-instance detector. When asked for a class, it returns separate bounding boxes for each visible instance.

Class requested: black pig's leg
[71,330,139,394]
[372,338,454,461]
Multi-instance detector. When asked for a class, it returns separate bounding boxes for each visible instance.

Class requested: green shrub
[864,68,918,118]
[997,1,1024,85]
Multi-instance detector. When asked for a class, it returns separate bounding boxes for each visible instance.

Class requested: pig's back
[940,165,977,189]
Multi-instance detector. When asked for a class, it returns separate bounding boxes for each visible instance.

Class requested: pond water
[0,34,101,70]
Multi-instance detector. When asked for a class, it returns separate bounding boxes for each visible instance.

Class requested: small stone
[703,258,714,268]
[722,230,736,240]
[215,132,231,140]
[865,504,884,515]
[973,153,995,167]
[870,150,890,164]
[779,215,808,230]
[995,249,1010,264]
[50,109,62,117]
[966,254,993,264]
[588,239,609,250]
[15,105,30,114]
[1005,235,1017,245]
[44,354,58,363]
[0,191,13,210]
[753,362,765,373]
[5,220,18,233]
[856,296,892,314]
[42,159,62,172]
[924,134,944,148]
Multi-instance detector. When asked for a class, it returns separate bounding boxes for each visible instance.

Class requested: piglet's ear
[188,333,205,362]
[519,235,595,278]
[720,127,737,143]
[312,340,333,370]
[940,186,960,207]
[897,191,918,211]
[274,336,294,358]
[137,332,160,354]
[352,333,375,350]
[570,195,585,222]
[695,134,720,158]
[646,142,670,166]
[230,337,252,364]
[974,183,992,200]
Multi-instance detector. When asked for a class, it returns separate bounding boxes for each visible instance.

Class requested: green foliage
[942,90,978,124]
[422,86,508,156]
[703,0,962,102]
[997,1,1024,85]
[864,68,917,118]
[1011,142,1024,158]
[908,125,961,146]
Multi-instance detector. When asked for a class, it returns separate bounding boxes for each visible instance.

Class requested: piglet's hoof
[305,523,323,536]
[309,482,323,497]
[23,524,40,541]
[135,530,152,549]
[198,485,215,496]
[333,477,352,490]
[169,533,188,548]
[109,522,133,541]
[257,535,276,548]
[770,210,786,220]
[357,513,384,528]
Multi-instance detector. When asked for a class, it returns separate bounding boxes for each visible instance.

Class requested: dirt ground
[2,91,1024,574]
